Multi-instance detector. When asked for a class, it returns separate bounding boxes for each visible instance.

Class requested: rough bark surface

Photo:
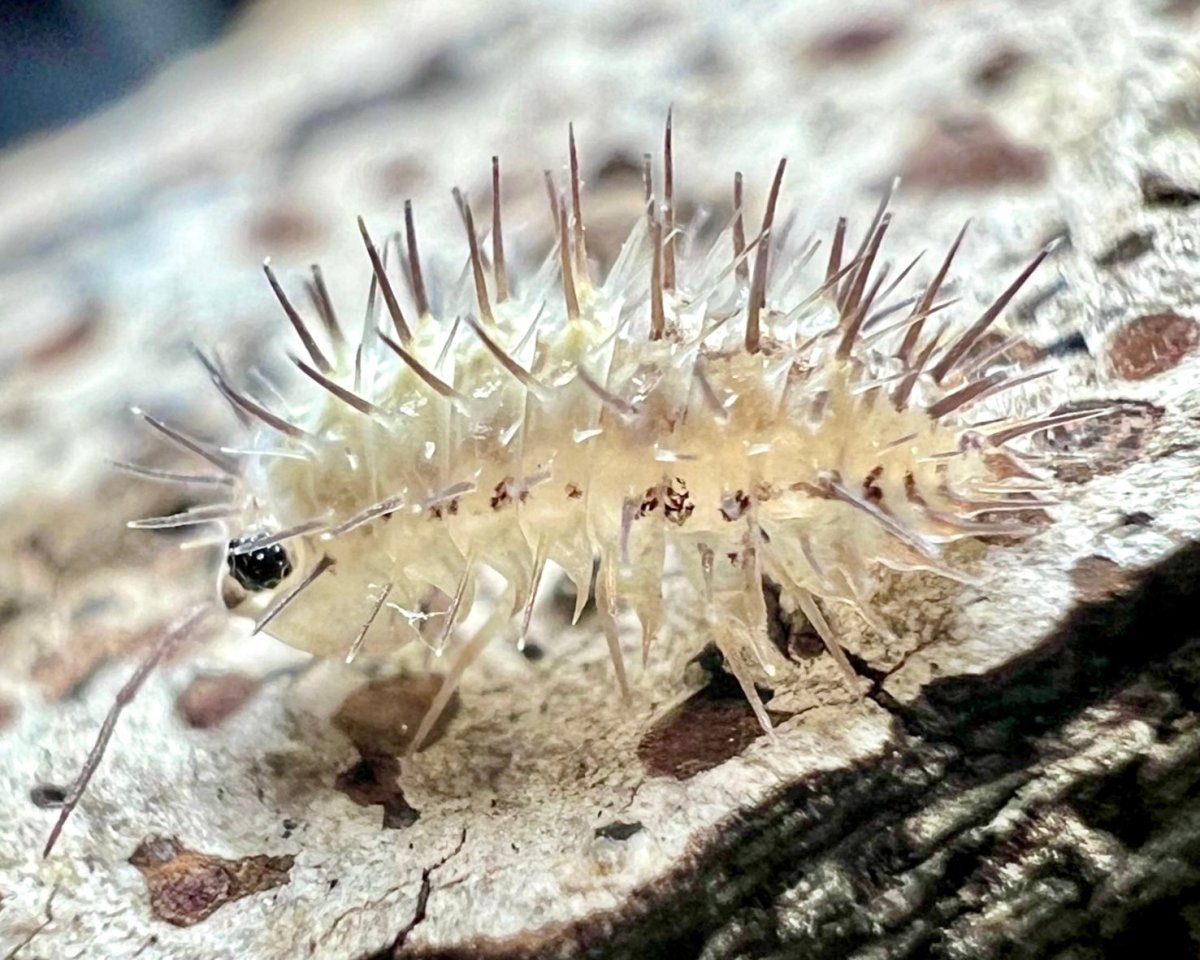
[2,1,1200,958]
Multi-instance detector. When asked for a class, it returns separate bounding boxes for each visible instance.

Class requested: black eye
[227,537,293,591]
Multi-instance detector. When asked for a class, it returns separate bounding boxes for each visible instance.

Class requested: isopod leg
[407,595,510,756]
[712,621,775,738]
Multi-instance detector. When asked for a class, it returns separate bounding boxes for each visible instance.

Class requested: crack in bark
[386,828,469,955]
[4,885,57,960]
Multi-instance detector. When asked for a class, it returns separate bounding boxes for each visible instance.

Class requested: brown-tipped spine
[403,200,431,318]
[642,153,654,224]
[733,171,748,284]
[559,196,581,322]
[836,214,892,359]
[307,265,345,348]
[662,107,676,291]
[930,244,1053,384]
[454,188,495,327]
[264,261,332,373]
[568,123,588,277]
[650,215,666,340]
[292,354,378,415]
[746,158,787,353]
[358,216,413,344]
[898,220,968,363]
[826,217,847,286]
[491,156,509,303]
[378,328,463,400]
[543,169,560,232]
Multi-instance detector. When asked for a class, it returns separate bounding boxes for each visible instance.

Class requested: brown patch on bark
[1070,555,1134,604]
[176,674,260,729]
[0,697,14,730]
[245,206,325,251]
[335,752,420,830]
[1107,313,1199,381]
[972,46,1027,89]
[902,117,1047,190]
[1139,170,1200,208]
[1037,400,1164,484]
[594,152,644,186]
[1095,229,1155,268]
[128,835,293,927]
[376,156,427,197]
[333,673,457,756]
[808,18,903,62]
[638,686,789,780]
[25,299,102,369]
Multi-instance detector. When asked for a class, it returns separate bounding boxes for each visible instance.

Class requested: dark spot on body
[490,477,514,510]
[639,485,660,517]
[1108,313,1199,380]
[128,835,293,927]
[565,482,583,500]
[663,478,695,525]
[862,466,884,503]
[904,472,927,507]
[281,818,298,839]
[594,821,644,841]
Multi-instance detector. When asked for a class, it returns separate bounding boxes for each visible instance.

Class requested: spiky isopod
[44,115,1085,855]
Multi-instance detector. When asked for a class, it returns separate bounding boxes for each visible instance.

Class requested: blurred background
[0,0,248,147]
